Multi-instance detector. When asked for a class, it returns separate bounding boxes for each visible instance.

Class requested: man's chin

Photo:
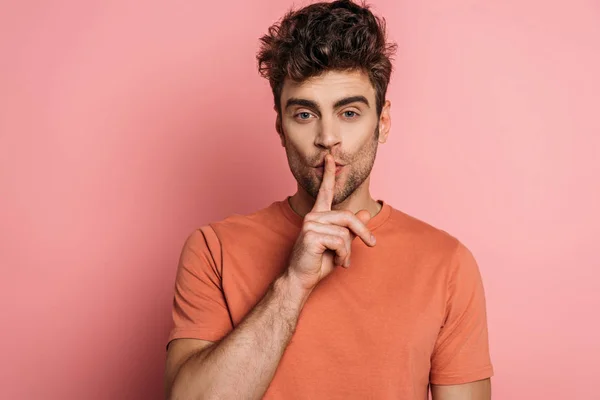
[297,175,353,205]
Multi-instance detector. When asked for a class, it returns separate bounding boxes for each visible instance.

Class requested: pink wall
[1,1,598,398]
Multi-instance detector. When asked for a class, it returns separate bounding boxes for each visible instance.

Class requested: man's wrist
[275,270,312,311]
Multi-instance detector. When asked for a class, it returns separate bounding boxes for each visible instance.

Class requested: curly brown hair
[257,0,397,117]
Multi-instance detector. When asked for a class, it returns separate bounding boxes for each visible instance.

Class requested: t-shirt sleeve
[430,242,494,385]
[167,226,233,347]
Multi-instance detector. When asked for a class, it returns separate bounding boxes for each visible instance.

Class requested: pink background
[1,0,598,399]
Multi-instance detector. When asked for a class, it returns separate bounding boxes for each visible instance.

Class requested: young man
[164,1,493,399]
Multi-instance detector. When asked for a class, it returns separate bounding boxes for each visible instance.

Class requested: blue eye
[298,112,311,120]
[343,111,358,118]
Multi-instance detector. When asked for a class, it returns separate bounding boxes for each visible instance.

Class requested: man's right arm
[165,270,310,400]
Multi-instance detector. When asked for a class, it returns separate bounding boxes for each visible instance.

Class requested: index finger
[312,154,335,212]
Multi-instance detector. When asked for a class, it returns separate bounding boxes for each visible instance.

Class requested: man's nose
[314,119,341,150]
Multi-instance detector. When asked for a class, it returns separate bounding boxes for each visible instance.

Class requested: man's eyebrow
[333,95,370,109]
[285,98,321,116]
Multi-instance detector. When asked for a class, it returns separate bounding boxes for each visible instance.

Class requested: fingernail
[345,259,351,267]
[371,235,376,245]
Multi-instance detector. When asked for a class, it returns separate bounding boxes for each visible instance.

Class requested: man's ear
[378,100,392,144]
[276,114,285,147]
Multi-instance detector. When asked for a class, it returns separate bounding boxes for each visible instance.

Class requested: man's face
[279,69,389,205]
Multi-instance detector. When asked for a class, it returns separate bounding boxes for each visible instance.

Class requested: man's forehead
[281,70,376,104]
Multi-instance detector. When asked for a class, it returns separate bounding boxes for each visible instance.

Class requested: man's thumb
[355,209,372,225]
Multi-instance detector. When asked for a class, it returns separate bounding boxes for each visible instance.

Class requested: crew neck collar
[279,196,392,231]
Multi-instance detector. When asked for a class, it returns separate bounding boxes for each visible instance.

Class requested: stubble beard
[285,127,380,206]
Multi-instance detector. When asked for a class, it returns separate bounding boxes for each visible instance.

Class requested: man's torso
[208,199,457,399]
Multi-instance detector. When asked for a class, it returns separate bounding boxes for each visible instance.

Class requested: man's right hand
[286,154,377,291]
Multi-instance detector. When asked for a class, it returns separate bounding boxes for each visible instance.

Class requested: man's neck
[288,181,382,219]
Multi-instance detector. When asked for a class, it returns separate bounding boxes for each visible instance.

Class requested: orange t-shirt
[168,199,493,399]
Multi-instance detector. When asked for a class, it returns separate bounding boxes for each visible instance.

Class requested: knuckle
[302,221,316,232]
[303,230,317,242]
[304,212,317,222]
[342,210,354,219]
[342,227,352,239]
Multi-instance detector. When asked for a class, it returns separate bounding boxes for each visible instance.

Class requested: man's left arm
[431,378,491,400]
[429,242,494,398]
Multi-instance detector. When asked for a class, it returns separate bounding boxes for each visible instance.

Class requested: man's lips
[314,164,345,176]
[314,161,345,168]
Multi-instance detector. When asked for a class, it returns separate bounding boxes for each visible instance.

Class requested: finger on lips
[307,154,377,268]
[312,154,335,213]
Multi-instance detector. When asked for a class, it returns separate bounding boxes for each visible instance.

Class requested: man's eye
[297,112,312,120]
[343,111,358,118]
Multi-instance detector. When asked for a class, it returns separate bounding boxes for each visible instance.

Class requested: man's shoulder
[213,200,283,226]
[384,205,463,256]
[200,200,293,243]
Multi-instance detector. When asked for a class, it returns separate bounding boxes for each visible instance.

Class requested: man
[164,1,493,399]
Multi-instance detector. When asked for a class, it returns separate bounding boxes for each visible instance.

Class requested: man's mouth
[314,163,345,176]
